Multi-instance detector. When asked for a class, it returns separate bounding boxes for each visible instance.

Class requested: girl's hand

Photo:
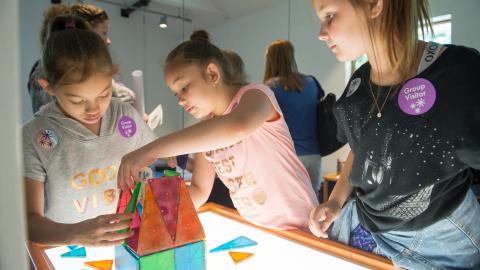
[71,213,133,247]
[308,200,342,238]
[118,146,157,192]
[167,156,177,168]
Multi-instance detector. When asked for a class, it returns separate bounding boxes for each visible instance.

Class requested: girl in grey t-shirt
[23,16,155,247]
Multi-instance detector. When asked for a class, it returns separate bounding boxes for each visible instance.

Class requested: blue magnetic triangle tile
[136,203,143,217]
[209,236,257,253]
[67,245,78,250]
[61,247,86,258]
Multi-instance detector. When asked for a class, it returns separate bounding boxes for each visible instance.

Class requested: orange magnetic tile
[228,251,254,264]
[136,184,174,256]
[83,259,113,270]
[174,180,206,247]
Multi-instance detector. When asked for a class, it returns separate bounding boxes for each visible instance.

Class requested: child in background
[118,30,318,231]
[23,16,156,246]
[28,3,135,114]
[309,0,480,268]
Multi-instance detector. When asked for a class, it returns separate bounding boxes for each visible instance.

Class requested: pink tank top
[203,83,319,231]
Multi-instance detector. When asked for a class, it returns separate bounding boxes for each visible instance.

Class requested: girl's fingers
[118,163,127,191]
[101,230,134,242]
[167,157,177,168]
[103,220,132,232]
[309,207,328,238]
[320,215,334,235]
[98,239,128,247]
[129,166,138,187]
[122,163,131,191]
[101,212,133,222]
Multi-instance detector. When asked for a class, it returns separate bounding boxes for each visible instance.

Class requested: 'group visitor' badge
[398,78,436,115]
[118,116,137,138]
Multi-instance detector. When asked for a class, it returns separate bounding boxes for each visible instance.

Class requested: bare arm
[118,89,278,190]
[309,150,354,237]
[187,153,217,209]
[25,178,133,246]
[147,89,276,158]
[328,150,354,209]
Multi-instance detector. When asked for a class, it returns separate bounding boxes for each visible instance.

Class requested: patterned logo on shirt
[36,129,58,150]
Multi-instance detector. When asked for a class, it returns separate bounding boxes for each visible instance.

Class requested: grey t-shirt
[23,98,156,223]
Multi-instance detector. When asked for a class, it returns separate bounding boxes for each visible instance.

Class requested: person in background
[27,3,136,114]
[23,16,156,246]
[117,30,318,231]
[309,0,480,268]
[27,3,72,114]
[264,39,325,198]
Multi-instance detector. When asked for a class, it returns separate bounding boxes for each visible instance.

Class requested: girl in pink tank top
[117,30,318,231]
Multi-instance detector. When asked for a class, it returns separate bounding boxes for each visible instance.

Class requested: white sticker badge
[347,78,361,97]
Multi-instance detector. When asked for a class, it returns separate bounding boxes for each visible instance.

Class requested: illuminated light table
[29,203,398,270]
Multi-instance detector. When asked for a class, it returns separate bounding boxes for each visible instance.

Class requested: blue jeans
[329,191,480,269]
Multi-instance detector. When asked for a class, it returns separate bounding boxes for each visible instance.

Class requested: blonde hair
[264,39,303,92]
[350,0,433,82]
[222,50,248,85]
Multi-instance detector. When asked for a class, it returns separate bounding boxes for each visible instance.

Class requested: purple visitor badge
[118,116,137,138]
[398,78,436,115]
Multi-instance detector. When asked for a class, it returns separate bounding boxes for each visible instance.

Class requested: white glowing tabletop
[29,203,396,270]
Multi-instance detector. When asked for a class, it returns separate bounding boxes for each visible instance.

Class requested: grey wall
[1,0,28,269]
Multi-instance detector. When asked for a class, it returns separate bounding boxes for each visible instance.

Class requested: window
[419,14,452,44]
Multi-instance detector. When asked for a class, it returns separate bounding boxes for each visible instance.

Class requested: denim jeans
[329,190,480,269]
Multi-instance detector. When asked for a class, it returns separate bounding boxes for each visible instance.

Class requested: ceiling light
[158,15,167,28]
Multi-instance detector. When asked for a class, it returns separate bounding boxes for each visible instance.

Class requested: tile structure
[115,176,206,270]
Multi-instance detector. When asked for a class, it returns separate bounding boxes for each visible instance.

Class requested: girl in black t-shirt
[309,0,480,269]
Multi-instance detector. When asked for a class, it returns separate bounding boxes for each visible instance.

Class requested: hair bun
[190,30,210,43]
[49,15,90,34]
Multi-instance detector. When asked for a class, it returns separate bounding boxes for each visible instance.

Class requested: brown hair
[263,39,303,92]
[40,4,72,47]
[71,3,109,28]
[222,50,248,85]
[41,15,117,89]
[165,30,246,88]
[349,0,433,82]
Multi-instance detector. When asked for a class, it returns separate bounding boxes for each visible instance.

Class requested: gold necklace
[367,78,394,118]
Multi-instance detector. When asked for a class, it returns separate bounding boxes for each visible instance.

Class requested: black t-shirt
[333,45,480,233]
